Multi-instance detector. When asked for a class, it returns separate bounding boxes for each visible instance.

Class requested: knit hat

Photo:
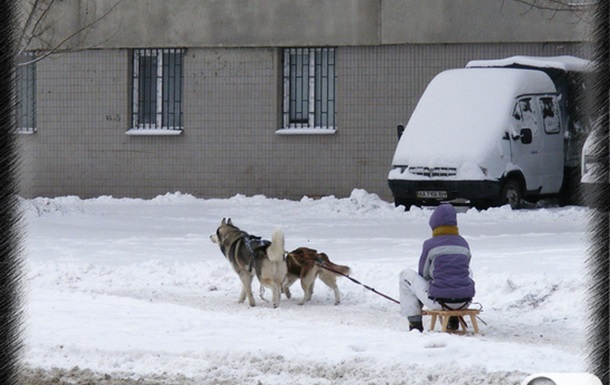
[428,204,458,230]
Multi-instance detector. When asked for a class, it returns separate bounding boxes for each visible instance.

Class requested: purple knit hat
[428,204,457,230]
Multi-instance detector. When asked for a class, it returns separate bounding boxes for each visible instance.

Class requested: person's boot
[447,316,459,331]
[409,321,424,332]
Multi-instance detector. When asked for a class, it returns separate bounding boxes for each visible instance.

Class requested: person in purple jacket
[399,203,475,332]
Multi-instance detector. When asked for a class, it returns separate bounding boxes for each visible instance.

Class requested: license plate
[416,190,447,199]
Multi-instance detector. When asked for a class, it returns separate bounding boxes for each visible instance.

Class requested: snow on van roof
[466,55,592,73]
[391,68,556,171]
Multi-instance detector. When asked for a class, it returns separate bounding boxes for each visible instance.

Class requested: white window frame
[277,47,336,135]
[128,48,184,136]
[15,53,37,134]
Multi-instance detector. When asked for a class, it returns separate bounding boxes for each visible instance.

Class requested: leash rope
[315,261,400,305]
[315,260,487,325]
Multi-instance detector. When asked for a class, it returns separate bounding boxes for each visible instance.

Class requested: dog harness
[243,235,270,272]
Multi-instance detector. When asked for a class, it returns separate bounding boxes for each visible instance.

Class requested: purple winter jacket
[418,204,475,300]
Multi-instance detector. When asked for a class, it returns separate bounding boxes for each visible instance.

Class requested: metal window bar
[132,48,184,130]
[307,50,315,126]
[314,48,335,128]
[15,53,36,133]
[288,49,310,126]
[162,50,183,129]
[283,47,336,129]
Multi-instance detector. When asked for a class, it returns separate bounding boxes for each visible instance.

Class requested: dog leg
[238,286,247,304]
[259,284,269,302]
[282,275,298,299]
[332,287,341,305]
[319,271,341,305]
[271,283,281,308]
[298,281,308,305]
[238,271,256,307]
[259,277,281,308]
[298,271,316,305]
[308,279,316,302]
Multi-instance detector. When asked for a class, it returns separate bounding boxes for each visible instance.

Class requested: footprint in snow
[424,340,447,349]
[349,344,366,352]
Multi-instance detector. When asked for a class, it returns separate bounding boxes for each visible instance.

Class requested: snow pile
[20,191,590,384]
[466,55,592,73]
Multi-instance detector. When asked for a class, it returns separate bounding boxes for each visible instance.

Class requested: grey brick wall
[18,50,129,198]
[17,42,587,201]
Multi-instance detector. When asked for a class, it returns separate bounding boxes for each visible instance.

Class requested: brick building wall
[17,42,587,201]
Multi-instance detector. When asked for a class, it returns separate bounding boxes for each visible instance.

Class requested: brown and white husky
[283,247,350,305]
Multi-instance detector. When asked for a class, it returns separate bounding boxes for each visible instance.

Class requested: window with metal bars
[282,48,336,130]
[131,48,184,131]
[15,53,36,134]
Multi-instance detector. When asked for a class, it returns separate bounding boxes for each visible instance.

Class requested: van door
[537,95,564,193]
[509,97,544,192]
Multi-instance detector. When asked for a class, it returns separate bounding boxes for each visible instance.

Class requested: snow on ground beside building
[19,190,591,384]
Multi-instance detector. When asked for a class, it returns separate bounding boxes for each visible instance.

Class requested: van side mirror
[520,128,532,144]
[397,124,405,140]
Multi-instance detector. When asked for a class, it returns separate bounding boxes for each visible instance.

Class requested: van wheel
[501,179,522,209]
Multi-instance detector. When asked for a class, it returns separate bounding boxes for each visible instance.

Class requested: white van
[388,56,592,209]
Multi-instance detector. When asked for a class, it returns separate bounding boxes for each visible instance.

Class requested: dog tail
[317,253,351,276]
[267,228,285,262]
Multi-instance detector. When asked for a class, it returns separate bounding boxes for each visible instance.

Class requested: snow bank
[466,55,593,73]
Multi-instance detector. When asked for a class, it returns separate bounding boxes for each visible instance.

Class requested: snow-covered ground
[20,190,591,384]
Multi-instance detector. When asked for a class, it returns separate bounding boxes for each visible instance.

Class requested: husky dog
[211,218,286,308]
[283,247,351,305]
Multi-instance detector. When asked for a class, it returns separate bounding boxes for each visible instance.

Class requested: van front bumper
[388,179,501,206]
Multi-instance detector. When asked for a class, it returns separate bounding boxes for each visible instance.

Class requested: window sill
[125,128,183,136]
[275,127,336,135]
[17,129,37,135]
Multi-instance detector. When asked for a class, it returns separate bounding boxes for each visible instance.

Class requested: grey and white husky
[210,218,286,308]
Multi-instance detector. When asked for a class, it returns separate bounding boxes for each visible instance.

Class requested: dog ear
[221,218,226,225]
[227,218,233,225]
